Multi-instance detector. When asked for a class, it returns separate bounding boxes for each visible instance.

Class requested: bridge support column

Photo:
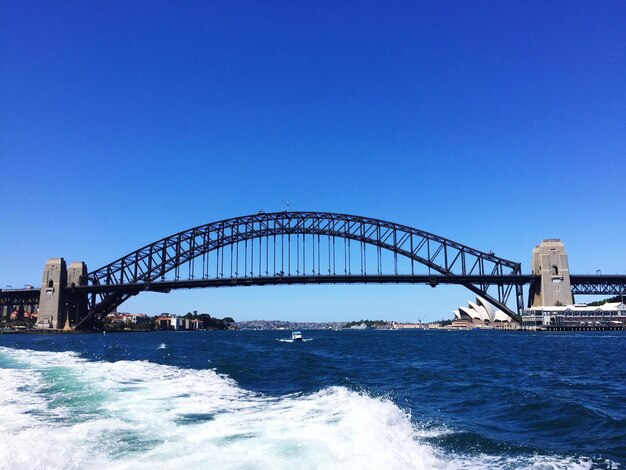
[36,258,67,329]
[64,262,89,330]
[530,239,574,307]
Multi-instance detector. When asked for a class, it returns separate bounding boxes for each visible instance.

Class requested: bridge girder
[570,275,626,296]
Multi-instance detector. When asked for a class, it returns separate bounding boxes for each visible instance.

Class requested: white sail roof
[458,306,482,321]
[453,296,513,323]
[468,300,491,322]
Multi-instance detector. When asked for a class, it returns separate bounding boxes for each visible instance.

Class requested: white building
[452,296,515,328]
[522,302,626,329]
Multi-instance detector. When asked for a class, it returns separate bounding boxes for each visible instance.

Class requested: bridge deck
[2,274,624,305]
[4,274,626,294]
[72,274,534,293]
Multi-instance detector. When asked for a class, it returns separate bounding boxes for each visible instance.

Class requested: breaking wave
[0,347,610,469]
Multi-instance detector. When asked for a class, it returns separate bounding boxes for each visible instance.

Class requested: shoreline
[2,327,626,335]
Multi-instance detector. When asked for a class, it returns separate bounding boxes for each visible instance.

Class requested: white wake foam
[276,338,314,343]
[0,347,603,470]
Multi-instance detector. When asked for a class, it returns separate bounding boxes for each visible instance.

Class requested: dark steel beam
[570,274,626,295]
[70,274,536,294]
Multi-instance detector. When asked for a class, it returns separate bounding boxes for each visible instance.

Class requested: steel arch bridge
[73,211,524,328]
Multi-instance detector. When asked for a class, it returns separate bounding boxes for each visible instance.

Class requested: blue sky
[1,1,625,322]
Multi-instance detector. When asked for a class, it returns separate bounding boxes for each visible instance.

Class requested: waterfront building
[452,296,514,328]
[152,316,208,330]
[154,316,173,330]
[180,318,202,330]
[106,313,150,324]
[392,322,426,329]
[522,302,626,330]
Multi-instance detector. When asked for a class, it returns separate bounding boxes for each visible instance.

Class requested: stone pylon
[36,258,67,328]
[65,261,89,330]
[36,259,89,329]
[530,239,574,307]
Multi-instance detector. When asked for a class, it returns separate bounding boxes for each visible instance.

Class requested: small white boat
[291,331,303,341]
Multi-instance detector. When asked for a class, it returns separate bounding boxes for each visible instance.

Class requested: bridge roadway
[75,274,535,293]
[2,274,625,303]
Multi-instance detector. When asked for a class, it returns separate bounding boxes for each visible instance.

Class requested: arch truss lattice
[78,212,523,328]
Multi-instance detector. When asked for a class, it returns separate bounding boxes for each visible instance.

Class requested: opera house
[452,296,516,328]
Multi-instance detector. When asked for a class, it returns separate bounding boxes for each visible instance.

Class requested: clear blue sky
[1,1,625,322]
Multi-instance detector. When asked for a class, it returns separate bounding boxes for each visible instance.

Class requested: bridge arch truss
[78,211,523,327]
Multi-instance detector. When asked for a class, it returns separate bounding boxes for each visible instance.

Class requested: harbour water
[1,330,624,469]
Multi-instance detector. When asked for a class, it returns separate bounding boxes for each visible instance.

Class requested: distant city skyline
[1,1,624,322]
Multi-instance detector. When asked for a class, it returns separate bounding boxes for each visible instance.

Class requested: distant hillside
[344,320,390,328]
[587,295,624,307]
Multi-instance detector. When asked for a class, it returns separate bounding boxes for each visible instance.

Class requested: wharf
[528,326,626,332]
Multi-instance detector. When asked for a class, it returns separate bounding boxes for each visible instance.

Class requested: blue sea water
[0,329,624,469]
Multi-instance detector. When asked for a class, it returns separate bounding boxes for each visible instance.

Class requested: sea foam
[0,347,603,470]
